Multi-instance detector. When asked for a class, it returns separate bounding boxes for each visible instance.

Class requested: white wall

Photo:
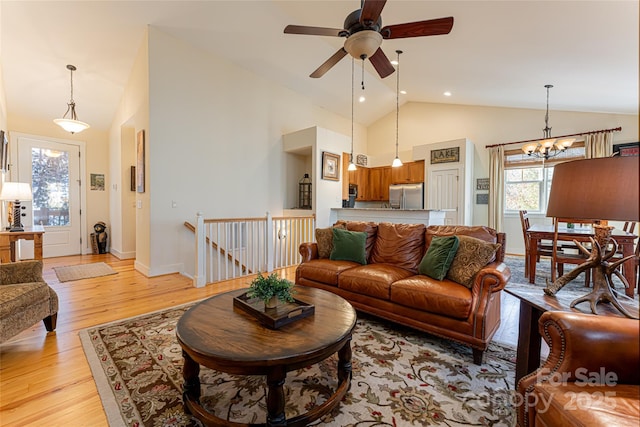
[144,27,363,277]
[109,29,149,270]
[368,101,639,254]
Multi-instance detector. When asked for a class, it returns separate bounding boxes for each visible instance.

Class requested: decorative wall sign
[430,147,459,164]
[356,154,368,166]
[476,193,489,205]
[90,174,105,191]
[130,166,136,191]
[136,130,145,193]
[322,151,340,181]
[476,178,490,191]
[613,142,639,157]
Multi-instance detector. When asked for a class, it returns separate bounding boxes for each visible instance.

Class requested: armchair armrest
[517,311,640,427]
[472,262,511,295]
[298,242,319,263]
[0,260,44,285]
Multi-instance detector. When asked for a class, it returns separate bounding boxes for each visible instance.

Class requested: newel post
[194,212,206,287]
[265,211,274,272]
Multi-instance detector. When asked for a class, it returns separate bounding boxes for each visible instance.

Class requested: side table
[0,225,45,263]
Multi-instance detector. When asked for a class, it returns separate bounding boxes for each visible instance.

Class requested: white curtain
[488,145,505,231]
[585,131,613,158]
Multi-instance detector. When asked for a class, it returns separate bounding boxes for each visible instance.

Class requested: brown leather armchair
[517,311,640,427]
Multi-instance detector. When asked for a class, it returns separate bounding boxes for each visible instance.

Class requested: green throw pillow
[418,236,460,280]
[330,228,367,264]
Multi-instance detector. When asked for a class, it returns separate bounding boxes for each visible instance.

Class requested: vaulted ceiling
[2,1,638,132]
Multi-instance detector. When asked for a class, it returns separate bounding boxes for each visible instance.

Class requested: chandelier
[54,64,90,134]
[522,84,574,159]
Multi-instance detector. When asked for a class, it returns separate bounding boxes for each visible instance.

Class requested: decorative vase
[265,296,278,309]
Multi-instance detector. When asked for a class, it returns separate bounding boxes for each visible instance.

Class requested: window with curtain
[503,142,585,214]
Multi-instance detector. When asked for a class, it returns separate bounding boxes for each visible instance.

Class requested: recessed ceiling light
[359,95,366,103]
[400,90,407,95]
[444,91,452,97]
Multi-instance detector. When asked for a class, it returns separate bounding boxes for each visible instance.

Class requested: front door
[16,134,83,258]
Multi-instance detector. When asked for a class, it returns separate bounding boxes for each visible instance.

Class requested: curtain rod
[485,126,622,149]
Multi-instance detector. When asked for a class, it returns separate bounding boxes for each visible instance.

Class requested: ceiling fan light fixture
[344,30,382,59]
[54,64,90,134]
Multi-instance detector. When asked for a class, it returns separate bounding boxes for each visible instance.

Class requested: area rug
[80,305,516,427]
[53,262,117,282]
[503,254,625,290]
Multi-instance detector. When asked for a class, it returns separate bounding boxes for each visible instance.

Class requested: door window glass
[32,148,70,226]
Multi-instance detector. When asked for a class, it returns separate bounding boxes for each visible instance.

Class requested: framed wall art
[613,142,639,157]
[322,151,340,181]
[430,147,460,164]
[136,130,145,193]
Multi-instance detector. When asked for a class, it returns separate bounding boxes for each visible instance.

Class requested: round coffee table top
[176,286,356,372]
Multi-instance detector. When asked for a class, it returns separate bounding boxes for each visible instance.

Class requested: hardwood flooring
[1,253,525,426]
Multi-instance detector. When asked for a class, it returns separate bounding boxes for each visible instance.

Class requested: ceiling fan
[284,0,454,79]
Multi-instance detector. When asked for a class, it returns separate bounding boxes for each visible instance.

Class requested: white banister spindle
[266,211,274,272]
[194,212,206,287]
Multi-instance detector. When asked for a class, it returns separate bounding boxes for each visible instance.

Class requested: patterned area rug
[80,305,516,426]
[53,262,117,282]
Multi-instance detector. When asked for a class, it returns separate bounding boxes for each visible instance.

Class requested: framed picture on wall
[322,151,340,181]
[0,130,8,172]
[136,130,145,193]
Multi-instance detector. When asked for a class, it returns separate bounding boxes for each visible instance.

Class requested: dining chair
[519,210,556,279]
[550,217,592,286]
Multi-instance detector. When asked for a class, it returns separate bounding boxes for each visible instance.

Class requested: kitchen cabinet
[391,160,425,184]
[368,167,391,201]
[349,167,369,201]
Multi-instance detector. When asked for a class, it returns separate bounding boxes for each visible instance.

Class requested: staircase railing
[191,212,315,287]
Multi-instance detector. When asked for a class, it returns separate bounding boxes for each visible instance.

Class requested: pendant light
[521,84,574,159]
[54,64,90,134]
[348,58,357,171]
[391,50,403,168]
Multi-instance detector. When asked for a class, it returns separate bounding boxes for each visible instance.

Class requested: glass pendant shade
[392,157,403,167]
[54,65,90,134]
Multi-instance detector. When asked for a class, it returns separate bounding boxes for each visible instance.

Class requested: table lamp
[544,156,639,318]
[0,182,33,232]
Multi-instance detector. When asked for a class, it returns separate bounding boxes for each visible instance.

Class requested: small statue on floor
[94,221,108,254]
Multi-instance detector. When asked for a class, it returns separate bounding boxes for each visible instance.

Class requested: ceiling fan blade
[369,48,395,79]
[381,17,454,39]
[284,25,344,37]
[360,0,387,24]
[310,48,348,78]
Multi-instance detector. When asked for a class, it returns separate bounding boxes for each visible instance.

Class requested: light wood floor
[0,254,524,426]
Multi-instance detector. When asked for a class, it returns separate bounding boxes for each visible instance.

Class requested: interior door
[17,135,82,257]
[428,168,459,225]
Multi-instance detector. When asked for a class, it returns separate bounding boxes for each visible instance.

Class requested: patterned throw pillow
[446,235,501,288]
[315,223,346,258]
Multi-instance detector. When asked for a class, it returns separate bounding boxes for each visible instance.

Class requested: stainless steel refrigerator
[389,183,424,209]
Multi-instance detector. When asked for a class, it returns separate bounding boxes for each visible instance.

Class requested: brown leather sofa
[517,311,640,427]
[296,222,511,364]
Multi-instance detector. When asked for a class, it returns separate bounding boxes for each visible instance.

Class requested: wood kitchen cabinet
[349,167,369,201]
[368,167,391,201]
[391,160,425,184]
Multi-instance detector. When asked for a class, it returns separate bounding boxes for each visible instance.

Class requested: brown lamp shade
[546,156,639,222]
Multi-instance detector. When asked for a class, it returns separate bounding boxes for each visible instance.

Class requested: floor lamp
[544,156,639,319]
[0,182,33,232]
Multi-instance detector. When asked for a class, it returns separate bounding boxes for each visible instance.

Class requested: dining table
[526,224,638,297]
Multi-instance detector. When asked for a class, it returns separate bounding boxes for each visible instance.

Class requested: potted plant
[247,272,296,309]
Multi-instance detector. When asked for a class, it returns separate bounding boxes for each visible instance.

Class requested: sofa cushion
[315,223,346,259]
[533,383,640,426]
[330,228,367,264]
[446,235,501,288]
[335,220,378,260]
[418,235,459,280]
[296,259,360,286]
[339,264,415,300]
[391,276,472,319]
[426,225,498,247]
[370,222,426,273]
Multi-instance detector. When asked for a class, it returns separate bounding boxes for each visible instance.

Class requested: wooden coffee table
[176,286,357,427]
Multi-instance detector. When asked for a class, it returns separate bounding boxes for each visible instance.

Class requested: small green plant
[247,272,295,304]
